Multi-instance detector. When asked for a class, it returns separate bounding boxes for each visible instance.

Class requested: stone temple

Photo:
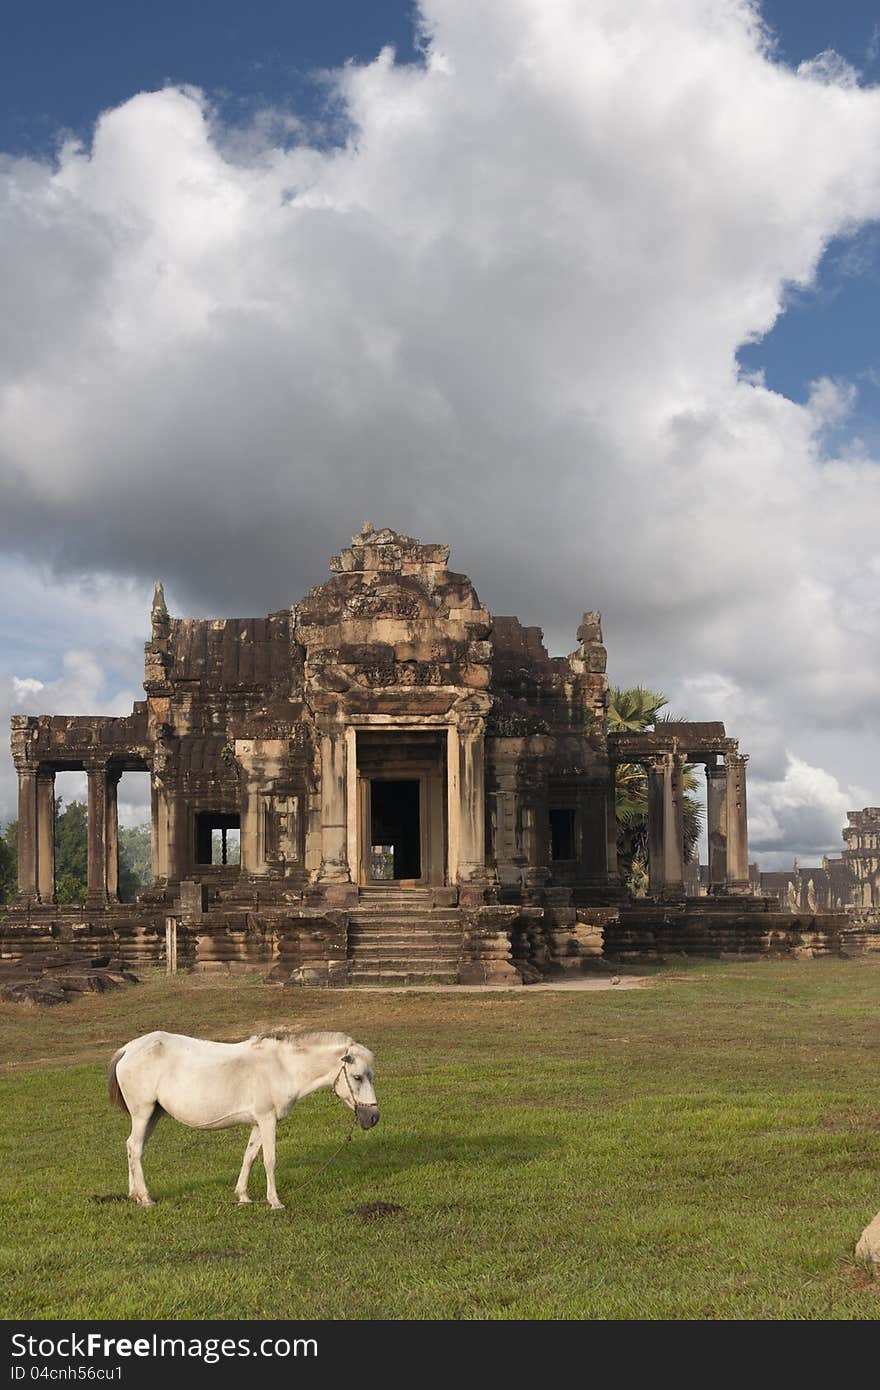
[6,525,862,983]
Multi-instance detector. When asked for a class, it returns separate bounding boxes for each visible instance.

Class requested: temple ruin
[4,525,867,981]
[755,808,880,917]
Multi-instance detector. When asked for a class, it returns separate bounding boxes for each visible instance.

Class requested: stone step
[349,931,462,944]
[349,923,462,933]
[358,887,434,898]
[348,911,464,922]
[348,945,464,956]
[351,921,461,931]
[350,927,461,939]
[350,961,464,972]
[348,969,460,985]
[356,903,438,912]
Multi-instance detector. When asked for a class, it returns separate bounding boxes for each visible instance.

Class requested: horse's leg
[257,1115,283,1210]
[234,1125,262,1205]
[127,1104,161,1207]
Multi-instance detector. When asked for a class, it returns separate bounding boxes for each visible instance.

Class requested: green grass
[1,959,879,1319]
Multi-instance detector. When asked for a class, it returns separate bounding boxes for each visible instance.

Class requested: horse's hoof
[131,1196,154,1207]
[270,1202,286,1211]
[237,1195,252,1205]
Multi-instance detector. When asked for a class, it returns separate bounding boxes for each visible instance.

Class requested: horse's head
[333,1043,379,1130]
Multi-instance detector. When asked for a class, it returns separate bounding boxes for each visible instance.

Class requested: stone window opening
[549,808,577,862]
[195,812,241,867]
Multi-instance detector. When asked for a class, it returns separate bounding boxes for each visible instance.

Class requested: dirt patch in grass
[352,1202,405,1221]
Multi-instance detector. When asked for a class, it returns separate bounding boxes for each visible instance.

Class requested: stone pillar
[238,783,258,875]
[15,768,38,903]
[164,790,187,884]
[147,783,158,883]
[317,722,350,883]
[446,723,460,886]
[105,768,120,901]
[520,802,551,897]
[664,753,686,897]
[725,752,750,893]
[706,761,728,892]
[646,758,666,896]
[153,779,168,880]
[606,769,619,881]
[493,784,521,889]
[345,726,358,885]
[647,754,684,899]
[36,770,56,904]
[456,716,488,895]
[86,763,108,905]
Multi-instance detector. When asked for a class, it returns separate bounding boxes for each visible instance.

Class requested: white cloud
[2,0,880,862]
[797,50,862,88]
[748,754,871,863]
[0,566,148,824]
[11,677,44,700]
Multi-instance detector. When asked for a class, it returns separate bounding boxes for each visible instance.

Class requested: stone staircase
[347,886,464,984]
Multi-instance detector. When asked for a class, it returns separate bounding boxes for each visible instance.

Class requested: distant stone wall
[5,897,879,988]
[602,902,862,960]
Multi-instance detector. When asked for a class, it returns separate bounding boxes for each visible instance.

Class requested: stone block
[179,881,208,915]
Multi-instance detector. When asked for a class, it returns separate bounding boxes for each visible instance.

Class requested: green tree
[119,825,152,902]
[54,798,88,904]
[1,804,154,903]
[607,686,703,896]
[0,821,17,902]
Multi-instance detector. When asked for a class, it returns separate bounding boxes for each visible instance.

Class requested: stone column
[456,716,488,895]
[606,769,619,881]
[86,763,108,905]
[647,754,685,898]
[317,722,351,883]
[345,726,358,885]
[663,753,686,898]
[15,768,38,903]
[149,778,159,884]
[725,752,750,893]
[646,758,666,896]
[105,768,120,901]
[446,723,460,886]
[36,770,56,904]
[706,761,728,893]
[164,790,187,884]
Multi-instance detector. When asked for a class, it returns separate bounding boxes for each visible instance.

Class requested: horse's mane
[250,1029,353,1050]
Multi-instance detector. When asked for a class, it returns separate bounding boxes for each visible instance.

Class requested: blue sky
[2,0,880,863]
[3,2,879,425]
[0,3,421,155]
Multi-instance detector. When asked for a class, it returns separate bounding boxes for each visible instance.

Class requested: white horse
[108,1029,379,1209]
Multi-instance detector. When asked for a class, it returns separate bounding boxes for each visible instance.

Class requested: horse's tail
[108,1048,129,1115]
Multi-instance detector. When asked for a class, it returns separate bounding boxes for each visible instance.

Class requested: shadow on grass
[141,1131,558,1202]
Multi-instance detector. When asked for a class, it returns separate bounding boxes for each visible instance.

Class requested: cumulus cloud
[797,50,862,88]
[748,755,871,866]
[2,0,880,860]
[0,647,144,824]
[0,564,150,824]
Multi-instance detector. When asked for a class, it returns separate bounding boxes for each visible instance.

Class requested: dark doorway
[370,780,421,880]
[550,808,576,862]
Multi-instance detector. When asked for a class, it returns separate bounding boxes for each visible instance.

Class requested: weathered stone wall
[0,905,166,969]
[603,903,857,960]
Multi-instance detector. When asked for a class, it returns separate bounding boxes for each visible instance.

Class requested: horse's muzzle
[357,1104,380,1130]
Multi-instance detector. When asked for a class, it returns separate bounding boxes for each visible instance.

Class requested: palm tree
[606,686,703,895]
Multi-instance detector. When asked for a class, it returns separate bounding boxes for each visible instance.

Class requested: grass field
[1,959,879,1320]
